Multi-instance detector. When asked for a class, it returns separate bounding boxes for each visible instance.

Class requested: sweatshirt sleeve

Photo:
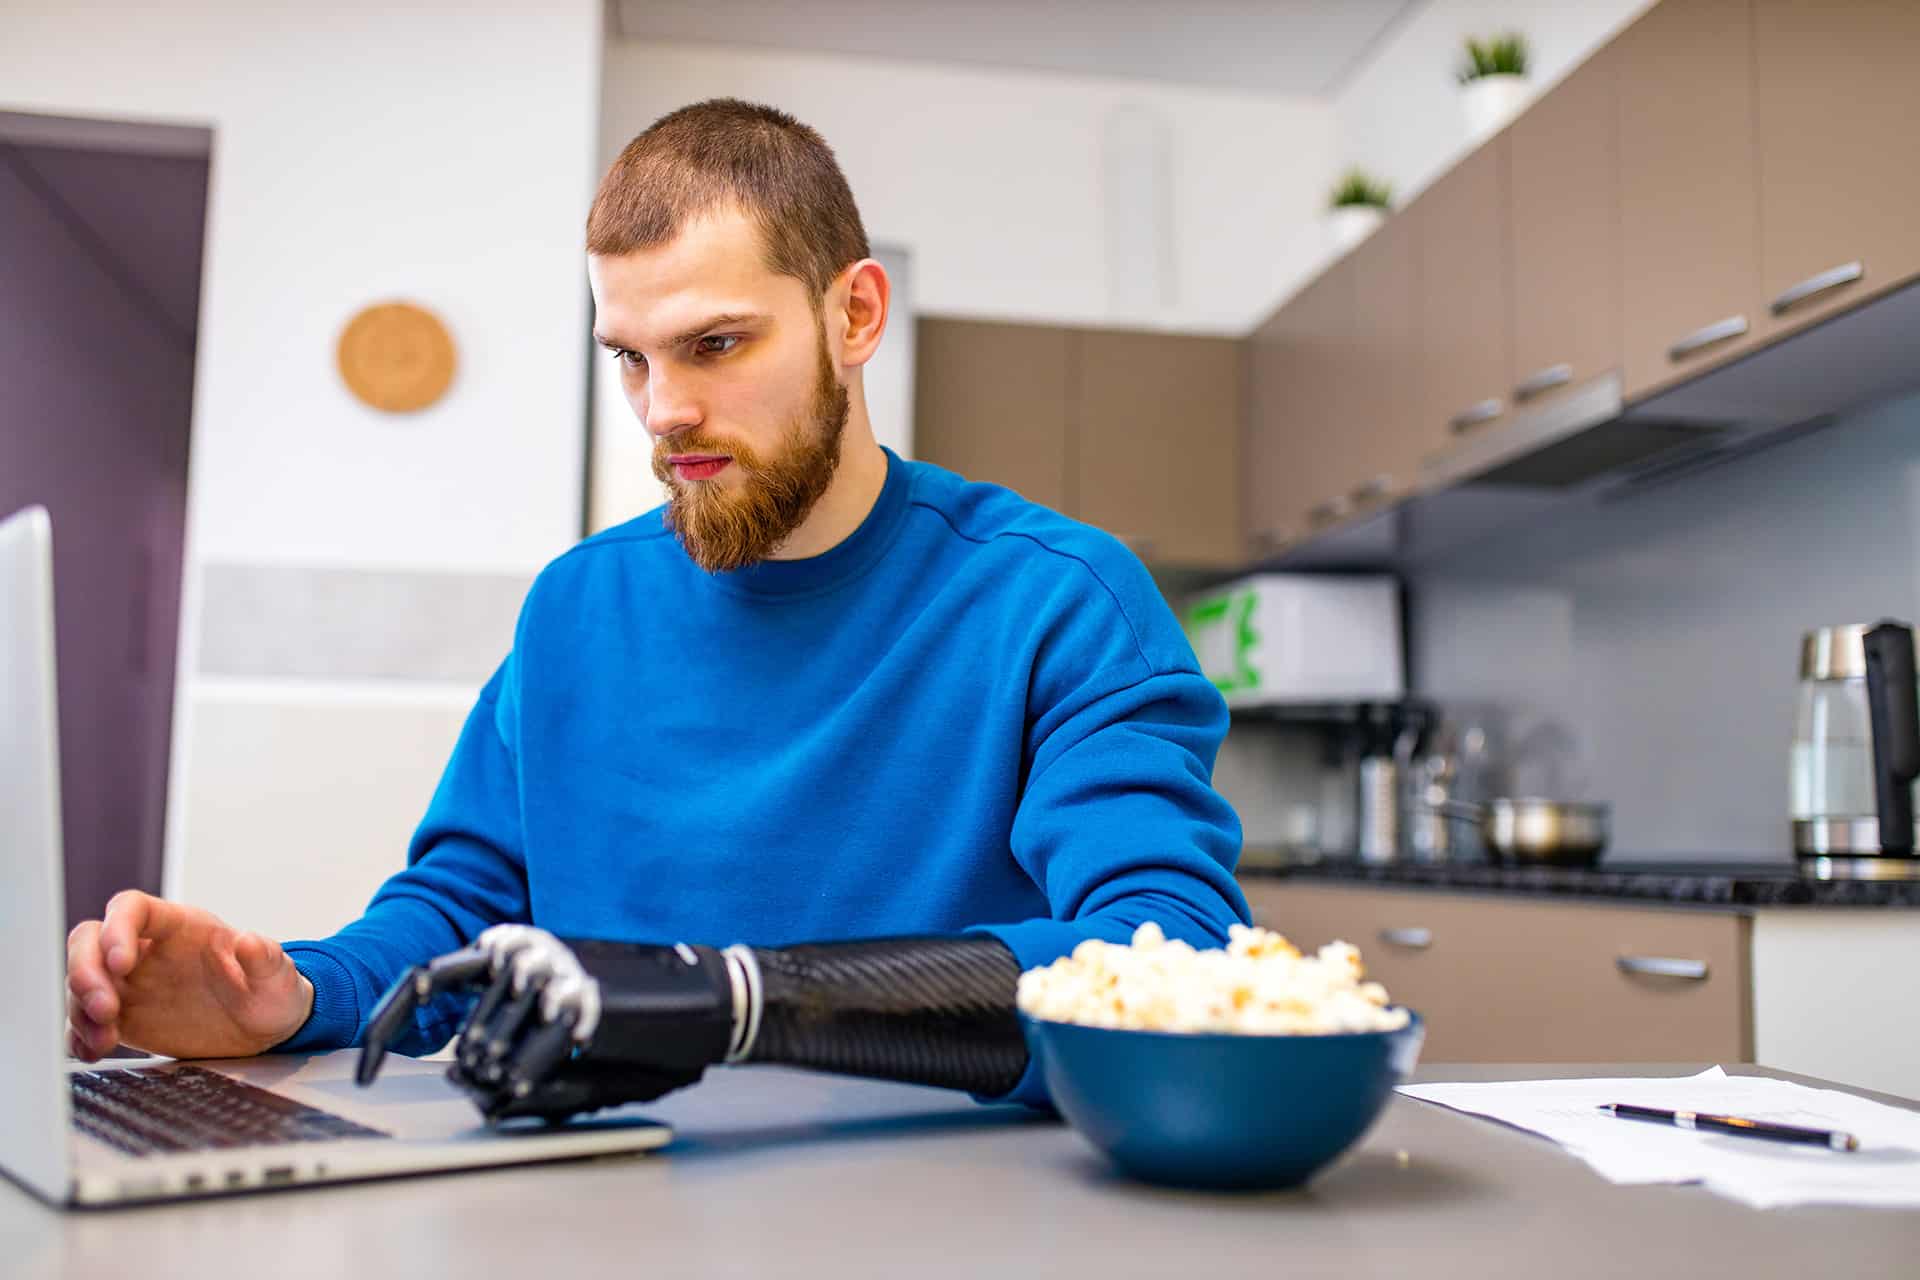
[970,552,1250,1106]
[273,656,533,1055]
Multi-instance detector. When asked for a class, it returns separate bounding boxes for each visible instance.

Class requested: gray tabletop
[7,1064,1918,1279]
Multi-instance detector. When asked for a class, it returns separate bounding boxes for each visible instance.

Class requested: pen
[1597,1103,1859,1152]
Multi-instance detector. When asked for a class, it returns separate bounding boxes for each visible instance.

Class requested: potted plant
[1457,32,1530,144]
[1326,169,1393,252]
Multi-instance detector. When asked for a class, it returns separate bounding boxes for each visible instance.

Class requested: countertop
[6,1063,1916,1278]
[1239,853,1920,909]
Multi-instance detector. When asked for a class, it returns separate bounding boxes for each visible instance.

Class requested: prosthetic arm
[354,926,1027,1124]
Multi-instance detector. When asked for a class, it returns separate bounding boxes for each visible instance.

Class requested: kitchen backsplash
[1216,388,1920,862]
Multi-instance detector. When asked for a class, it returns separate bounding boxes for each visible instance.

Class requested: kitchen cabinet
[915,317,1242,566]
[1752,0,1920,344]
[1074,328,1242,568]
[1244,261,1355,554]
[1616,0,1764,399]
[1345,211,1420,512]
[1412,138,1513,466]
[1240,880,1751,1064]
[1507,43,1620,415]
[1243,306,1302,557]
[913,317,1071,512]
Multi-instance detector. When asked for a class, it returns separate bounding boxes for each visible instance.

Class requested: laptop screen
[0,505,75,1202]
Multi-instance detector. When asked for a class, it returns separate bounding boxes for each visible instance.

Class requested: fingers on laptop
[67,919,117,1022]
[66,987,112,1061]
[100,890,162,976]
[232,930,284,984]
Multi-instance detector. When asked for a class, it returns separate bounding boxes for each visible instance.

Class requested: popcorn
[1015,922,1409,1034]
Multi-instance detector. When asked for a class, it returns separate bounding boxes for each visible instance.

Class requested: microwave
[1182,574,1403,707]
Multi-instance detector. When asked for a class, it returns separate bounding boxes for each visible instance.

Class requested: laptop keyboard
[71,1064,390,1157]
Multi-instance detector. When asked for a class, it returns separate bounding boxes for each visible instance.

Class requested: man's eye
[695,335,739,355]
[613,349,645,371]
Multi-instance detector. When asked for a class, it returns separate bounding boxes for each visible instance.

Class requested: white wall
[2,0,604,936]
[1333,0,1656,211]
[3,0,602,574]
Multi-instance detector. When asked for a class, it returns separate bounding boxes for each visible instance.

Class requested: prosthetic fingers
[354,926,1027,1124]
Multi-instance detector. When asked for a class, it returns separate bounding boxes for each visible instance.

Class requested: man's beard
[651,329,851,574]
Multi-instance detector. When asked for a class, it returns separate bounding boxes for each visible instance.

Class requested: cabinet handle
[1615,955,1709,981]
[1514,363,1573,403]
[1449,398,1503,434]
[1351,473,1398,504]
[1379,927,1433,950]
[1667,315,1749,362]
[1769,260,1864,316]
[1308,496,1353,527]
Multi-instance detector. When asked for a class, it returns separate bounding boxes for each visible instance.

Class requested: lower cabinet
[1239,880,1752,1064]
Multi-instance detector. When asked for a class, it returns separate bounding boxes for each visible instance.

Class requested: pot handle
[1863,621,1919,855]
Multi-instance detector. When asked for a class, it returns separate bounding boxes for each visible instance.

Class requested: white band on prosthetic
[474,924,602,1045]
[721,944,762,1064]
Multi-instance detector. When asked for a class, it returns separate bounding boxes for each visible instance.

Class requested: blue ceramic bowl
[1019,1010,1425,1190]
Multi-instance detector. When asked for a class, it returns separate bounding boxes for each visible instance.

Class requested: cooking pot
[1429,798,1609,866]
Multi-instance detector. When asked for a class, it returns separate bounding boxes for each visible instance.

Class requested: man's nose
[640,369,700,440]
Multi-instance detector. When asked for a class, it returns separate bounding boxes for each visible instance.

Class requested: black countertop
[1238,852,1920,908]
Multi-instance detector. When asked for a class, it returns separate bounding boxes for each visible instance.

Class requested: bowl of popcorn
[1016,922,1424,1190]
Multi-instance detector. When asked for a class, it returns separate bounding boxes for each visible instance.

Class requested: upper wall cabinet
[1507,42,1620,415]
[1413,138,1512,461]
[1075,328,1243,568]
[914,318,1072,513]
[930,0,1920,575]
[1244,296,1306,558]
[1752,0,1920,344]
[1245,260,1355,555]
[1346,210,1421,513]
[915,317,1243,568]
[1616,0,1765,399]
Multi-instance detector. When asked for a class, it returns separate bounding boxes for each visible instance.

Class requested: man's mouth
[669,455,731,481]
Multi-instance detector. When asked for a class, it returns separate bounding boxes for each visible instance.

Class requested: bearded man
[64,99,1249,1110]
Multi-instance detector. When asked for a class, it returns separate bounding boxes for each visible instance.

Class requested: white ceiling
[608,0,1424,97]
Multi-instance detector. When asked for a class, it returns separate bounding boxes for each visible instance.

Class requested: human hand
[66,891,315,1061]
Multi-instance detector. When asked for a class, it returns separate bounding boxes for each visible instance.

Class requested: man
[64,99,1248,1108]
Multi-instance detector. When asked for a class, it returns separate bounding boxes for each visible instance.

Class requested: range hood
[1269,275,1920,571]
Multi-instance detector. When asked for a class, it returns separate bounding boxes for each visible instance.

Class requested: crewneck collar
[709,446,911,598]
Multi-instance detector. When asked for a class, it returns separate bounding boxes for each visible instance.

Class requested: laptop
[0,505,672,1207]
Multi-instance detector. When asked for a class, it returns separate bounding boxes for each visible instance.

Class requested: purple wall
[0,138,204,928]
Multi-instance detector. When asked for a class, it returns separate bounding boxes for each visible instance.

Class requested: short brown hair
[587,98,870,303]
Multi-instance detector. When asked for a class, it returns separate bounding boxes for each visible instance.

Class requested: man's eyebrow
[593,313,770,352]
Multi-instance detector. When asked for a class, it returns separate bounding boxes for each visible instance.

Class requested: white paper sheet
[1397,1068,1920,1209]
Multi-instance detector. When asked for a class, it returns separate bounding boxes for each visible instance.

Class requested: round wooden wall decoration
[336,301,456,413]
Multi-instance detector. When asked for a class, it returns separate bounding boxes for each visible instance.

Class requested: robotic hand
[355,926,1026,1125]
[354,926,740,1124]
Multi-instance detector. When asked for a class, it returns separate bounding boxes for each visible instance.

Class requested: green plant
[1457,32,1529,84]
[1328,169,1393,212]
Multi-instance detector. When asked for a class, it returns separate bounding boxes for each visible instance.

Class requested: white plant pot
[1461,73,1530,145]
[1326,204,1386,253]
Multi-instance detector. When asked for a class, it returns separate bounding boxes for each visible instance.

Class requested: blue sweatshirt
[278,447,1248,1104]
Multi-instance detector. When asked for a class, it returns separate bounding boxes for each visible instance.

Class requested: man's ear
[833,258,890,369]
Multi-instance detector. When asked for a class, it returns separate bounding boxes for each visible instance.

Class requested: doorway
[0,110,208,929]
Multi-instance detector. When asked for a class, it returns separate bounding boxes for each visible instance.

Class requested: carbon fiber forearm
[745,936,1027,1097]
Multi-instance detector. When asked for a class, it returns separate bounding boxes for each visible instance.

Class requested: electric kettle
[1791,620,1920,879]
